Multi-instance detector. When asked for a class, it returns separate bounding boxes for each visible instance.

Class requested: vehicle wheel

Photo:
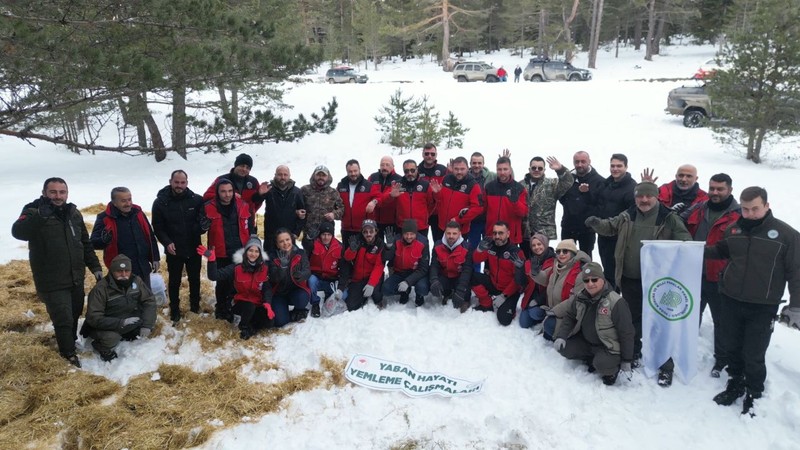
[683,110,706,128]
[530,75,543,82]
[349,78,356,84]
[486,76,498,83]
[457,76,468,82]
[568,74,580,81]
[327,78,335,84]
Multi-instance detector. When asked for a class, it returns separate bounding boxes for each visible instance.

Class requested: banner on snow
[640,240,704,384]
[345,353,484,397]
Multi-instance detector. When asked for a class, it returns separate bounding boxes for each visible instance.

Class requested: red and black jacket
[518,253,555,310]
[385,235,429,286]
[686,201,741,282]
[337,175,378,232]
[308,237,343,281]
[207,260,269,306]
[203,171,263,217]
[204,198,251,258]
[368,171,403,225]
[91,203,159,274]
[341,238,384,289]
[484,179,528,244]
[430,239,473,293]
[384,178,434,231]
[434,173,484,233]
[658,181,708,208]
[473,241,524,296]
[417,161,448,185]
[267,248,311,298]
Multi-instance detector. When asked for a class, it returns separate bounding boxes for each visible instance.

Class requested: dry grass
[0,260,49,332]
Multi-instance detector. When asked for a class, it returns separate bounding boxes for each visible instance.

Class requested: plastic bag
[321,282,347,318]
[150,273,167,306]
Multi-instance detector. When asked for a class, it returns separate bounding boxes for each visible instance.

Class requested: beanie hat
[362,219,378,230]
[401,219,418,234]
[234,153,253,169]
[634,181,659,197]
[556,239,578,254]
[531,232,549,249]
[110,254,132,272]
[244,234,264,255]
[215,178,233,197]
[581,262,604,281]
[319,221,335,236]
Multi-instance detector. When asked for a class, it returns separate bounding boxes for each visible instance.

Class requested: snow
[3,43,800,449]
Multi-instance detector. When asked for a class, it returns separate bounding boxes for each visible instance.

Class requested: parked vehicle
[452,62,499,82]
[666,84,712,128]
[523,60,592,82]
[325,66,368,84]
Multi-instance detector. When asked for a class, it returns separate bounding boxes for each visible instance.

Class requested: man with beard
[300,165,343,241]
[585,181,691,387]
[382,220,430,306]
[152,170,209,323]
[337,159,379,244]
[429,156,483,238]
[417,143,448,243]
[387,160,435,243]
[467,152,497,271]
[368,156,402,241]
[471,222,525,325]
[260,165,306,251]
[642,164,708,214]
[484,156,528,246]
[203,153,263,228]
[339,220,386,311]
[593,154,636,288]
[13,177,103,367]
[681,173,740,377]
[559,151,605,255]
[522,156,573,256]
[430,221,473,312]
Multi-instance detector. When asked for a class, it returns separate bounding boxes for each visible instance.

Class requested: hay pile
[0,260,49,332]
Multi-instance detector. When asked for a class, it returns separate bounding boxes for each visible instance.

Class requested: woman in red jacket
[517,233,555,329]
[268,228,312,327]
[199,235,275,340]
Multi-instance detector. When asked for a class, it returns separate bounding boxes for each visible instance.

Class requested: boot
[290,308,309,323]
[63,352,82,368]
[399,291,410,304]
[631,352,642,369]
[657,368,673,388]
[415,295,425,307]
[311,303,321,318]
[602,372,618,386]
[710,362,725,378]
[239,326,253,340]
[713,377,745,406]
[99,349,118,362]
[741,389,760,417]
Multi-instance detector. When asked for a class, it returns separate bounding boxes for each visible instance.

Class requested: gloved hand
[263,303,275,320]
[122,317,141,328]
[397,281,409,293]
[780,306,800,329]
[38,197,54,218]
[348,235,360,252]
[139,327,151,338]
[477,237,492,252]
[620,361,633,375]
[508,252,525,269]
[196,245,216,262]
[334,289,344,301]
[584,216,601,228]
[670,202,686,213]
[100,228,113,244]
[384,226,396,248]
[362,284,375,298]
[151,261,160,273]
[530,257,543,276]
[492,294,506,310]
[94,271,104,281]
[554,338,566,352]
[305,226,319,241]
[452,290,467,306]
[458,207,469,218]
[199,215,211,232]
[430,280,443,299]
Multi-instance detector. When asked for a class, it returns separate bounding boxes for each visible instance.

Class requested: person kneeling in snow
[429,221,473,312]
[553,262,635,385]
[199,236,274,339]
[340,219,386,311]
[470,221,524,325]
[382,220,430,307]
[82,254,156,362]
[302,221,345,317]
[267,229,312,326]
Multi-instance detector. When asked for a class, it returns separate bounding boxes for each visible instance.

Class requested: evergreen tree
[414,96,444,147]
[441,111,469,148]
[374,89,422,153]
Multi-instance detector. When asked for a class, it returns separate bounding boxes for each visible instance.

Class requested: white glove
[122,317,141,327]
[492,294,506,310]
[139,327,151,338]
[397,281,409,293]
[671,202,686,213]
[151,261,160,272]
[620,361,632,375]
[554,338,566,352]
[363,284,375,298]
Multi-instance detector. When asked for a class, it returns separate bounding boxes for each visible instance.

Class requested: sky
[2,42,799,449]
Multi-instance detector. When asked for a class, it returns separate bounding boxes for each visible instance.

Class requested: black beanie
[319,221,335,236]
[234,153,253,169]
[401,219,418,234]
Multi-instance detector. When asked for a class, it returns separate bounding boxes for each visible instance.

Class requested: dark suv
[325,66,368,84]
[523,59,592,82]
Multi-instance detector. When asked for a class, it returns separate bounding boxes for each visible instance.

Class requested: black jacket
[263,181,306,240]
[152,186,206,258]
[559,167,606,231]
[595,172,636,219]
[12,198,102,293]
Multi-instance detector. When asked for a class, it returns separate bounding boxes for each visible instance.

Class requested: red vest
[101,203,155,268]
[204,198,251,258]
[309,238,342,280]
[390,239,426,272]
[233,264,268,305]
[687,205,741,282]
[520,258,555,309]
[433,242,470,279]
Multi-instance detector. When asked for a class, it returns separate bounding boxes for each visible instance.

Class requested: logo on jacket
[599,306,610,315]
[360,186,366,192]
[459,185,467,192]
[332,261,338,268]
[506,189,512,196]
[416,185,423,192]
[132,282,138,290]
[647,277,693,321]
[503,251,510,259]
[246,182,253,189]
[768,229,779,239]
[435,170,441,176]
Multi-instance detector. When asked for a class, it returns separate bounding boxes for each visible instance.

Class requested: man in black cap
[83,254,157,362]
[303,220,345,317]
[203,153,263,226]
[339,219,386,310]
[382,219,430,306]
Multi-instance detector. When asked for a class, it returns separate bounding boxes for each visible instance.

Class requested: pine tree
[441,111,470,148]
[374,89,422,153]
[414,96,444,147]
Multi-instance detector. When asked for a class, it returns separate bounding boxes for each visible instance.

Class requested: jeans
[272,288,311,328]
[382,273,430,298]
[308,274,346,303]
[467,219,485,273]
[519,306,546,328]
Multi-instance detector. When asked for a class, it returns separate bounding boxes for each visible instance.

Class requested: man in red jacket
[337,159,379,245]
[203,153,264,227]
[430,221,473,312]
[430,156,483,237]
[368,156,402,242]
[382,220,430,306]
[484,156,528,245]
[682,173,740,377]
[387,160,435,243]
[471,221,525,325]
[339,219,385,311]
[417,143,448,243]
[302,221,344,318]
[642,164,708,214]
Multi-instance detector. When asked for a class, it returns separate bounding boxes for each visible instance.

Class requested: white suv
[452,62,499,83]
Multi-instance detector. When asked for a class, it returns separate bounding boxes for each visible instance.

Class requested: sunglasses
[583,277,601,283]
[404,168,417,173]
[555,249,573,255]
[529,166,544,172]
[492,231,505,235]
[424,152,436,156]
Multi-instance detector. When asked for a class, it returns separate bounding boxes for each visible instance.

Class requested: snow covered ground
[2,43,800,449]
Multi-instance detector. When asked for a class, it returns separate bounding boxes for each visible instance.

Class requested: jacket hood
[308,168,333,189]
[441,235,465,250]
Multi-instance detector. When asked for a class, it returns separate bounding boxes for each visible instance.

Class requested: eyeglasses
[492,231,505,235]
[424,152,436,156]
[403,168,417,173]
[555,249,573,255]
[529,166,544,172]
[583,277,601,283]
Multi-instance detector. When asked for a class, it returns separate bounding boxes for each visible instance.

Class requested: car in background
[523,59,592,82]
[452,62,500,82]
[666,84,712,127]
[325,66,368,84]
[692,58,730,80]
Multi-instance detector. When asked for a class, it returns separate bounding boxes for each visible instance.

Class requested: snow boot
[602,372,618,386]
[290,308,309,323]
[741,390,760,417]
[99,350,118,362]
[311,303,321,318]
[63,352,81,368]
[657,368,673,387]
[415,295,425,307]
[239,326,253,340]
[399,291,410,304]
[710,362,725,378]
[713,377,745,406]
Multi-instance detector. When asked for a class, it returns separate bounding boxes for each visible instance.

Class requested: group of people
[13,145,799,417]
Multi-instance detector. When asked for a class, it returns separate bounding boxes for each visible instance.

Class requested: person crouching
[267,228,312,326]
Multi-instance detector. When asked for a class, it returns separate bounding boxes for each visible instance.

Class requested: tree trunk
[441,0,450,64]
[539,8,548,57]
[121,96,148,149]
[644,0,657,61]
[653,14,666,55]
[615,21,620,58]
[563,0,580,63]
[218,85,229,119]
[136,92,166,161]
[633,17,642,50]
[588,0,605,68]
[231,87,239,124]
[172,85,187,160]
[748,128,766,163]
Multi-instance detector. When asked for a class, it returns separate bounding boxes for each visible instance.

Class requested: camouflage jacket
[523,168,573,239]
[301,173,344,235]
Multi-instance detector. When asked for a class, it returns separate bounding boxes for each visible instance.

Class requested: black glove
[199,215,211,232]
[430,279,443,298]
[530,256,543,276]
[509,252,525,269]
[384,226,396,248]
[458,207,469,218]
[37,197,54,218]
[477,237,492,252]
[584,216,601,228]
[101,228,113,244]
[670,202,686,214]
[452,289,467,306]
[348,235,360,252]
[306,225,319,241]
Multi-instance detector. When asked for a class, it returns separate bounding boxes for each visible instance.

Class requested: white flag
[640,240,704,384]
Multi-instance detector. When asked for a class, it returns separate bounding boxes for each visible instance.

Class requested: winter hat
[531,232,549,249]
[401,219,418,234]
[215,178,233,196]
[319,221,335,236]
[556,239,578,254]
[581,262,605,281]
[634,181,659,197]
[244,234,264,255]
[361,219,378,230]
[234,153,253,169]
[110,254,132,272]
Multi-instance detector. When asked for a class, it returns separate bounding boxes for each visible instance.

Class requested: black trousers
[345,277,384,311]
[561,227,597,257]
[428,215,443,243]
[232,301,271,332]
[597,235,617,290]
[719,294,777,394]
[700,279,725,366]
[39,285,84,356]
[166,253,202,318]
[214,257,234,320]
